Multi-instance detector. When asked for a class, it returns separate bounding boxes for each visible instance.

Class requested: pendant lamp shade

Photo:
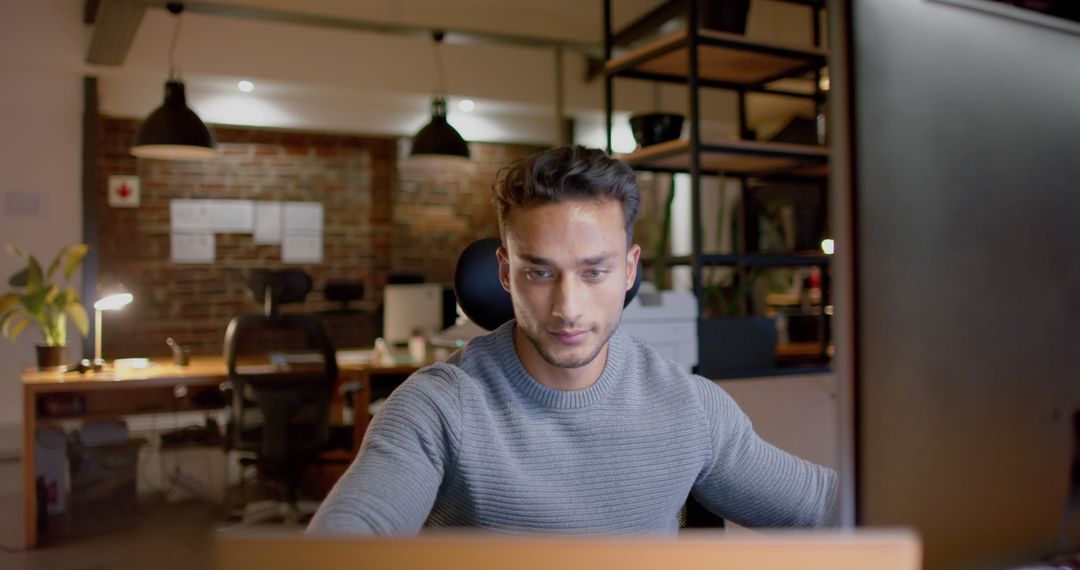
[411,97,470,159]
[131,80,216,160]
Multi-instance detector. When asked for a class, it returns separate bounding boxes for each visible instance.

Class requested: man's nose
[551,276,584,323]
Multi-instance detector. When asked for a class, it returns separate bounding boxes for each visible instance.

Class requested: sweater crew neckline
[493,321,627,410]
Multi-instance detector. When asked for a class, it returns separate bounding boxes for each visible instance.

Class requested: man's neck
[512,326,607,392]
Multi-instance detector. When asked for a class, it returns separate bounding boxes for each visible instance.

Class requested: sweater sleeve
[690,377,837,527]
[306,367,461,535]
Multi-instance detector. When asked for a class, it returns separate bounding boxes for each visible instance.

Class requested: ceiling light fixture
[237,80,254,93]
[131,2,216,161]
[458,99,475,113]
[410,31,470,159]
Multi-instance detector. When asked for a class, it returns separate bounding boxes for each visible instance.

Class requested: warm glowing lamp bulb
[93,291,134,367]
[94,292,133,311]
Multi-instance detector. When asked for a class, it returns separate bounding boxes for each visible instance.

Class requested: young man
[308,146,836,535]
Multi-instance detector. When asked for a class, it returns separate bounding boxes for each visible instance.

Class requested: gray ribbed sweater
[307,321,836,535]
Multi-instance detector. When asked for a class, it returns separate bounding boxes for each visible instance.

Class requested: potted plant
[0,244,90,370]
[697,187,795,377]
[697,266,780,377]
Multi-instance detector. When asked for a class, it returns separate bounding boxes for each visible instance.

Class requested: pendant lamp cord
[166,2,185,81]
[432,31,447,98]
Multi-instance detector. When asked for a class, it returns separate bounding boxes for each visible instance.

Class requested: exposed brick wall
[392,141,546,282]
[96,118,543,358]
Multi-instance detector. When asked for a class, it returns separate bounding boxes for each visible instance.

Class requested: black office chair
[453,238,723,528]
[453,237,643,331]
[223,269,338,525]
[318,280,377,350]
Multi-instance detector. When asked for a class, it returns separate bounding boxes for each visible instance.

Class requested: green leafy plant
[701,195,795,318]
[0,244,90,346]
[651,176,677,290]
[702,267,761,318]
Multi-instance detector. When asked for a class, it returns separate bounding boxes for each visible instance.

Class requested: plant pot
[697,317,777,377]
[629,113,684,148]
[35,345,67,371]
[699,0,752,35]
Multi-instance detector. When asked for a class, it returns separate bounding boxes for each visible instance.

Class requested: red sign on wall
[108,175,140,208]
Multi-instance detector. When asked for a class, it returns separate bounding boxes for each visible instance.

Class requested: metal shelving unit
[603,0,831,378]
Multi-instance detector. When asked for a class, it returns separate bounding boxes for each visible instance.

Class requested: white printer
[618,284,698,373]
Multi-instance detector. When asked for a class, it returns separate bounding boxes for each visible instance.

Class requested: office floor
[0,458,305,570]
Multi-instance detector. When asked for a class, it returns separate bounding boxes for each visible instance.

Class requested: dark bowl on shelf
[629,113,684,148]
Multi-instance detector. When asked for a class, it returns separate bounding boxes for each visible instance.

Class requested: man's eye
[525,269,553,281]
[583,269,608,281]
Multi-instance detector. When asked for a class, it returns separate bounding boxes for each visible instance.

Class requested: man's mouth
[550,329,589,344]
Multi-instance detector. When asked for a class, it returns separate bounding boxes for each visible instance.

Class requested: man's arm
[306,369,460,535]
[690,377,837,527]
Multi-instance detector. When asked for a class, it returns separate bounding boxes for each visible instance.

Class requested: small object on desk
[166,337,191,367]
[271,351,325,365]
[66,359,93,375]
[113,357,151,370]
[372,337,397,367]
[336,349,373,365]
[408,331,427,364]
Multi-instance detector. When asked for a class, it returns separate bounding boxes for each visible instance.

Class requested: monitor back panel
[216,530,921,570]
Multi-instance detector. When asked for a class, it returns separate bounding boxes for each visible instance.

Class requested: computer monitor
[216,529,921,570]
[381,283,445,345]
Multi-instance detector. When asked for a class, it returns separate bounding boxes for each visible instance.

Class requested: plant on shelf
[651,176,677,290]
[697,191,801,377]
[701,266,762,318]
[0,244,90,369]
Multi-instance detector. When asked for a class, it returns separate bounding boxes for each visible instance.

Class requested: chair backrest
[223,313,338,461]
[247,269,313,317]
[454,238,644,332]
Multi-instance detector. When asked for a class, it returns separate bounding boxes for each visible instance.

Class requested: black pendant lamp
[410,32,470,159]
[131,2,216,160]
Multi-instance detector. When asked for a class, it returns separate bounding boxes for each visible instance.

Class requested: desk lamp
[93,289,133,368]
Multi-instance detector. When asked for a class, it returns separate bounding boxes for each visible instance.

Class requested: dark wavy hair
[493,146,640,246]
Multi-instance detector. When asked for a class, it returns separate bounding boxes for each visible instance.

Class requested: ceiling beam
[180,0,600,54]
[85,0,147,65]
[86,0,601,66]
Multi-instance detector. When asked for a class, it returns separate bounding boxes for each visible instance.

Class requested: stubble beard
[520,313,621,370]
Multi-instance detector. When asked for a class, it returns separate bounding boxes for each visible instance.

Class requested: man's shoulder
[616,329,727,401]
[617,330,702,384]
[387,362,470,408]
[444,324,515,378]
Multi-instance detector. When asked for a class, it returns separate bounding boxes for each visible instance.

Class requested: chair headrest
[324,280,365,304]
[248,270,312,316]
[453,238,643,332]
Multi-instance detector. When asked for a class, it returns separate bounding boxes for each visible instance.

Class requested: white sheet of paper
[253,202,283,244]
[282,234,322,263]
[170,233,215,263]
[170,199,213,232]
[209,199,254,233]
[283,202,323,234]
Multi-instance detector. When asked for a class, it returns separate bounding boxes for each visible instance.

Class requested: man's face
[498,198,640,380]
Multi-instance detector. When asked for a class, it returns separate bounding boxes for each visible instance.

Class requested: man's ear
[625,244,641,292]
[496,246,511,293]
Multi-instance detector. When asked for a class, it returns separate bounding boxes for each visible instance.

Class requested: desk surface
[22,356,230,391]
[20,353,426,550]
[22,354,427,389]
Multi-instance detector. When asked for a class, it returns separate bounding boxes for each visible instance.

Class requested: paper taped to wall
[209,200,254,233]
[254,202,283,244]
[171,233,215,263]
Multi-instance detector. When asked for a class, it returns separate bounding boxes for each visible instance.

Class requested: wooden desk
[21,354,423,549]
